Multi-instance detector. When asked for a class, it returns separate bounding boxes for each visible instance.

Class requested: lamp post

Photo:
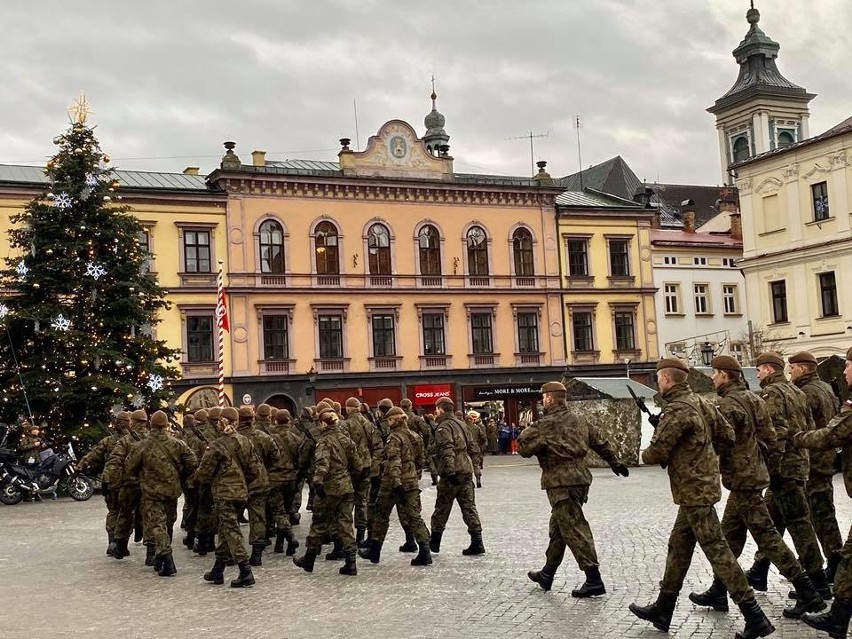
[700,341,714,367]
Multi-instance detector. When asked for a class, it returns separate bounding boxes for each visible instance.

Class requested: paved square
[0,459,844,638]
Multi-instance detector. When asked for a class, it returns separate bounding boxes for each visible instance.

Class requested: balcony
[259,275,287,286]
[419,276,443,288]
[571,350,601,364]
[514,276,536,288]
[314,357,350,372]
[468,353,500,368]
[515,352,543,366]
[419,354,451,370]
[369,275,393,287]
[258,359,295,374]
[315,275,341,287]
[369,356,401,371]
[468,276,491,287]
[178,272,216,288]
[181,361,218,377]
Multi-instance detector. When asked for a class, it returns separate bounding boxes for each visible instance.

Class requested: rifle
[627,385,661,428]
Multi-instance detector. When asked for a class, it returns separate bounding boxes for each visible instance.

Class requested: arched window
[258,220,284,274]
[367,223,391,275]
[732,136,750,163]
[466,226,489,276]
[777,131,794,149]
[512,228,534,276]
[315,221,339,275]
[418,225,441,275]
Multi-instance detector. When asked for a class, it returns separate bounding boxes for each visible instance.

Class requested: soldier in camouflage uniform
[429,396,485,556]
[77,411,130,556]
[293,404,360,576]
[464,411,486,488]
[689,356,825,619]
[125,411,197,576]
[193,406,262,588]
[745,352,828,597]
[519,381,628,598]
[266,407,302,555]
[796,347,852,639]
[255,404,298,557]
[790,351,843,582]
[189,409,217,555]
[629,358,776,638]
[103,409,149,562]
[290,406,316,522]
[424,413,439,485]
[178,413,199,532]
[358,406,431,566]
[235,405,274,566]
[342,397,379,548]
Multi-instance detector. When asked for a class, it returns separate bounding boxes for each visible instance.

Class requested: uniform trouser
[246,489,268,546]
[430,474,481,534]
[807,474,843,559]
[291,476,306,513]
[661,505,754,604]
[306,492,355,552]
[832,523,852,599]
[115,485,144,541]
[545,487,599,571]
[471,455,483,481]
[104,488,121,535]
[759,480,825,573]
[352,473,371,530]
[143,496,178,556]
[427,455,439,481]
[366,476,381,530]
[196,484,216,535]
[266,481,295,536]
[371,487,430,544]
[722,489,803,580]
[182,487,198,533]
[214,498,249,563]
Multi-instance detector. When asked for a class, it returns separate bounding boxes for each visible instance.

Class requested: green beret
[399,398,413,409]
[220,407,238,422]
[386,406,406,418]
[711,355,741,373]
[540,381,567,393]
[378,398,394,409]
[435,396,454,409]
[656,358,689,374]
[755,352,784,368]
[788,351,817,366]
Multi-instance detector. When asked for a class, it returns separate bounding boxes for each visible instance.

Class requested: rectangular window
[422,313,446,355]
[262,315,289,360]
[567,239,589,276]
[138,229,152,272]
[572,312,594,352]
[318,315,343,359]
[722,257,737,268]
[470,312,493,354]
[812,181,830,221]
[819,272,839,317]
[770,280,788,323]
[694,284,710,314]
[186,316,214,362]
[614,312,635,350]
[371,314,396,357]
[723,285,738,315]
[184,229,211,273]
[517,312,539,353]
[609,239,630,276]
[693,257,707,266]
[663,256,677,265]
[664,283,680,314]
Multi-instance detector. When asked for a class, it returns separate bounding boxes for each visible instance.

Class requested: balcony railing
[419,354,450,370]
[369,356,401,371]
[419,276,443,287]
[369,275,393,287]
[514,276,535,287]
[260,275,287,286]
[515,352,543,366]
[469,353,499,368]
[468,276,491,287]
[314,357,350,372]
[258,359,295,374]
[316,275,341,287]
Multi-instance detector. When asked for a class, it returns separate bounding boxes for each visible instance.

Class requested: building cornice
[740,235,852,269]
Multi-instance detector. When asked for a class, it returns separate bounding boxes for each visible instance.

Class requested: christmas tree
[0,99,180,445]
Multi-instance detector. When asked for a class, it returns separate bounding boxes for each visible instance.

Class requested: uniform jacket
[433,412,474,476]
[125,430,197,500]
[312,422,357,496]
[344,411,378,475]
[103,428,147,488]
[794,401,852,498]
[761,370,815,482]
[518,401,620,489]
[267,422,304,482]
[236,423,273,493]
[193,431,262,502]
[382,421,421,491]
[795,372,839,478]
[642,383,734,506]
[463,420,486,460]
[403,410,431,451]
[78,432,121,475]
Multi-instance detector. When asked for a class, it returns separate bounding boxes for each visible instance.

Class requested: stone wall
[563,398,641,467]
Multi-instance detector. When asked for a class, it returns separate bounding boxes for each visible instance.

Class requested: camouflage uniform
[190,410,218,551]
[486,419,499,455]
[518,400,621,572]
[78,416,127,543]
[424,414,439,484]
[642,382,755,603]
[343,407,379,537]
[292,410,318,515]
[430,411,481,535]
[463,417,486,486]
[236,415,273,549]
[267,411,303,548]
[103,415,149,548]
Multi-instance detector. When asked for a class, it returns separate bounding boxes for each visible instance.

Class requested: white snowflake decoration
[147,374,163,392]
[0,304,8,319]
[130,394,145,408]
[51,315,71,331]
[52,192,73,209]
[85,173,99,187]
[16,262,28,277]
[85,262,107,280]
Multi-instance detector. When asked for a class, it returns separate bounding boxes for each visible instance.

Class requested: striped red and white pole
[216,260,226,407]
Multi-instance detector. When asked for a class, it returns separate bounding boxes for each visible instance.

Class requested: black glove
[314,483,326,499]
[768,474,784,491]
[392,485,406,499]
[611,464,629,477]
[648,413,661,428]
[101,482,109,497]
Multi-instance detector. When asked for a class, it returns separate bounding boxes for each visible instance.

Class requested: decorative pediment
[339,120,453,180]
[801,163,830,180]
[755,177,783,195]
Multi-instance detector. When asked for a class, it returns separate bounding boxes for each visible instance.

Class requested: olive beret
[656,358,690,373]
[208,407,223,420]
[386,407,406,418]
[378,398,394,409]
[130,409,148,422]
[320,397,335,406]
[150,411,169,428]
[116,411,131,422]
[847,347,852,362]
[193,408,209,422]
[435,396,454,408]
[256,404,272,418]
[317,406,337,420]
[276,408,290,421]
[540,381,566,393]
[345,397,361,409]
[789,351,817,366]
[711,355,742,373]
[238,406,254,421]
[755,352,784,368]
[220,407,239,422]
[399,398,413,409]
[183,414,195,427]
[315,401,332,413]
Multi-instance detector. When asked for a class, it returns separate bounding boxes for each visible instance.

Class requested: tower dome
[423,89,450,156]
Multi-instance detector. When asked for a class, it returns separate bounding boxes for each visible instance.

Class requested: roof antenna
[575,115,583,189]
[506,130,549,176]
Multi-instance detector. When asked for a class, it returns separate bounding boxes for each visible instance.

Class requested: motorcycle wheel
[66,474,94,501]
[0,481,23,505]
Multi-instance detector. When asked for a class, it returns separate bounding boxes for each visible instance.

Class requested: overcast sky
[1,1,849,187]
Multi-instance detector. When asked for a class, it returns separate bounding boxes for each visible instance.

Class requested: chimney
[532,160,553,186]
[182,167,200,176]
[251,150,267,167]
[221,141,241,170]
[651,211,661,229]
[681,199,696,233]
[730,211,742,240]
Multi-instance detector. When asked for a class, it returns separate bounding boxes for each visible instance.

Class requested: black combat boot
[827,552,843,585]
[183,531,195,549]
[476,477,482,488]
[112,538,129,560]
[203,559,225,585]
[462,531,485,556]
[745,557,771,592]
[783,573,826,618]
[431,473,438,486]
[734,597,775,639]
[106,533,116,557]
[249,544,264,567]
[357,540,383,564]
[293,547,319,573]
[629,592,678,632]
[339,550,357,576]
[359,530,371,549]
[154,552,165,572]
[144,543,156,567]
[274,532,285,554]
[411,541,432,566]
[527,564,557,592]
[204,532,217,554]
[230,561,255,588]
[356,526,366,547]
[325,538,345,561]
[429,530,443,554]
[180,513,187,530]
[811,569,834,601]
[157,553,176,577]
[285,531,299,556]
[802,597,852,639]
[689,576,729,612]
[399,530,418,553]
[572,566,606,598]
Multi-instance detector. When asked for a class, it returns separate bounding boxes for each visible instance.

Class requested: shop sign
[413,384,452,405]
[471,384,540,400]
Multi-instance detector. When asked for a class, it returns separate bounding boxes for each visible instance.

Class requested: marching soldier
[464,411,486,488]
[342,397,379,548]
[519,381,628,597]
[236,405,274,566]
[267,407,302,556]
[190,408,217,555]
[629,359,775,638]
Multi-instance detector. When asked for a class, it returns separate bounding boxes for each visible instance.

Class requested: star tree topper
[68,92,93,125]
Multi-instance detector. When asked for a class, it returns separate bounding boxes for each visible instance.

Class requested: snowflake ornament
[147,374,164,392]
[16,262,28,277]
[130,394,145,408]
[0,304,8,319]
[85,173,99,187]
[52,315,72,331]
[52,192,73,209]
[85,262,107,280]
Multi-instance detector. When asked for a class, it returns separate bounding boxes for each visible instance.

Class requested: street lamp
[700,341,714,367]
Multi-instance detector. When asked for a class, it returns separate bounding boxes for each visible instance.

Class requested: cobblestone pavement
[1,458,848,639]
